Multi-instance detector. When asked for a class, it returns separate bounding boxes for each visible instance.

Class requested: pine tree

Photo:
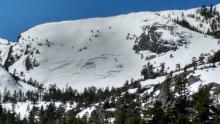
[165,104,178,124]
[89,109,102,124]
[192,86,213,123]
[25,56,33,71]
[162,75,172,103]
[115,99,127,124]
[174,76,190,124]
[28,106,38,124]
[149,100,165,124]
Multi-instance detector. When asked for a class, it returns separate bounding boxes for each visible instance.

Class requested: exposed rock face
[4,46,15,71]
[133,24,189,54]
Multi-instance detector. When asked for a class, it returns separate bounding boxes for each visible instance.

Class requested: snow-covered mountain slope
[0,38,12,65]
[0,4,220,92]
[2,12,178,90]
[0,66,18,91]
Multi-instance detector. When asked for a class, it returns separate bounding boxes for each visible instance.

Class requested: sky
[0,0,220,41]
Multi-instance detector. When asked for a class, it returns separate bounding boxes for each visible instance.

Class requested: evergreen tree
[25,55,33,71]
[149,100,165,124]
[192,86,214,123]
[28,106,38,124]
[173,71,190,124]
